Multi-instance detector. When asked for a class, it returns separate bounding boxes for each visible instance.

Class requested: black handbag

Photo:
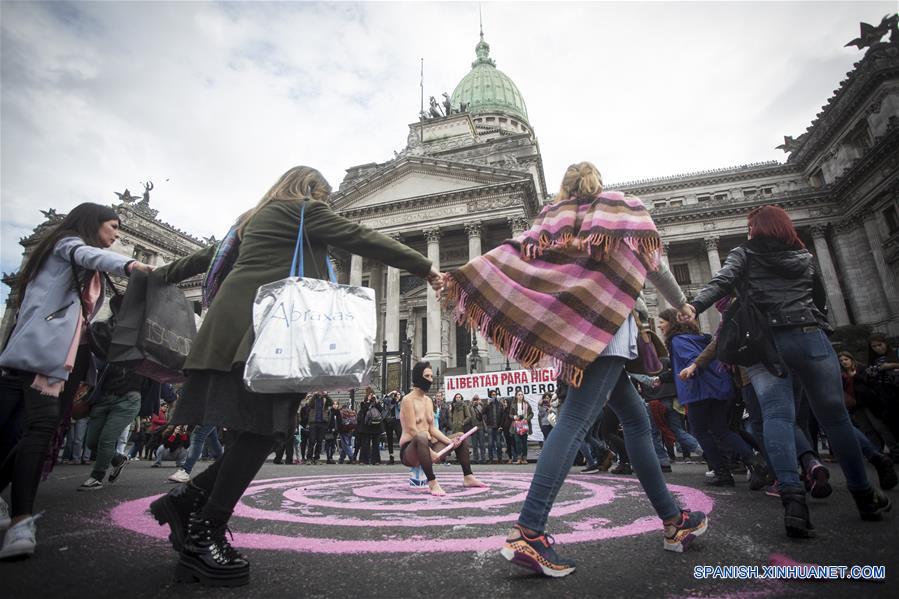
[106,271,197,383]
[715,255,784,375]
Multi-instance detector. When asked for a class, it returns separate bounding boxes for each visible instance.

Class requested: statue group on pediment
[420,92,469,121]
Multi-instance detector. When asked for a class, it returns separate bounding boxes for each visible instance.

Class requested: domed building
[328,32,549,384]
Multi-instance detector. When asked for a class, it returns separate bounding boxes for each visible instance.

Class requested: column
[465,222,488,366]
[832,219,889,324]
[507,215,530,237]
[423,227,443,369]
[369,263,385,347]
[810,224,850,327]
[703,237,721,331]
[385,234,402,359]
[704,236,722,275]
[349,254,363,287]
[656,241,672,310]
[863,216,899,319]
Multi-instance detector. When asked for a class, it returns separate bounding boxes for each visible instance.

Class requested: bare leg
[451,437,487,488]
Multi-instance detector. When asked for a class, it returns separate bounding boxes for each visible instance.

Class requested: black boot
[610,461,632,475]
[150,483,208,552]
[850,488,893,521]
[870,454,898,491]
[706,470,736,487]
[748,455,769,491]
[174,512,249,587]
[780,489,815,538]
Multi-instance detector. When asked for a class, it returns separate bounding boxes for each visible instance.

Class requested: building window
[847,120,872,151]
[361,276,370,288]
[697,195,711,203]
[714,192,729,201]
[486,117,495,122]
[671,263,692,285]
[743,188,758,199]
[132,246,154,264]
[399,319,407,345]
[762,187,774,196]
[884,207,899,235]
[456,325,472,368]
[809,169,824,188]
[653,201,667,209]
[669,199,683,207]
[499,117,507,123]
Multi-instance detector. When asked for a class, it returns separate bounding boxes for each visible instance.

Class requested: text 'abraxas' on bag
[243,202,377,393]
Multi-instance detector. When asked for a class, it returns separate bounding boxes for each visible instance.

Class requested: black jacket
[483,398,504,428]
[690,238,829,331]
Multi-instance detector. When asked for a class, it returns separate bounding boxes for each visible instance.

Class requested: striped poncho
[441,191,660,387]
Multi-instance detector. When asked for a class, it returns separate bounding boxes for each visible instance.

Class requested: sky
[1,1,894,304]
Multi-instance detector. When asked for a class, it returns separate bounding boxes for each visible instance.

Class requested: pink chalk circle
[110,472,714,554]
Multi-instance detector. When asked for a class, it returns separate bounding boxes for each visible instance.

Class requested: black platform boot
[747,455,769,491]
[850,488,893,521]
[174,512,249,587]
[150,483,208,552]
[780,489,815,538]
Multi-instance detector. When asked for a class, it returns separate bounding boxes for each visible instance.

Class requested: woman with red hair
[684,205,890,538]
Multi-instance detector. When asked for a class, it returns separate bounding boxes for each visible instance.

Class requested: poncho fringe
[440,191,660,388]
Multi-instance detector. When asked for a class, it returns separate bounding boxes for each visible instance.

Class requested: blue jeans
[686,399,754,472]
[182,424,224,474]
[487,428,503,461]
[339,433,354,462]
[518,357,680,532]
[747,327,871,493]
[646,403,671,467]
[659,398,700,454]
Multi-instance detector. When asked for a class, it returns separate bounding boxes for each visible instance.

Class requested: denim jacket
[0,236,131,382]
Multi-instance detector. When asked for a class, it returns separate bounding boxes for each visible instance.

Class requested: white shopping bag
[243,277,376,393]
[243,201,376,393]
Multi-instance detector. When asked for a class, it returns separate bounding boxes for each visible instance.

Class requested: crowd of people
[0,163,895,586]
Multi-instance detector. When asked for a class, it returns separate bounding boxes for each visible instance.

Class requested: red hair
[747,205,804,249]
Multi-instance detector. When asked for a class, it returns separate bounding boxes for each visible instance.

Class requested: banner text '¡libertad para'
[445,368,557,391]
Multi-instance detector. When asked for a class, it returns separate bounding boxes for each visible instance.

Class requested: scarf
[441,191,660,387]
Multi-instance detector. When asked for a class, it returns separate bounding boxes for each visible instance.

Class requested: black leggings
[399,435,473,481]
[190,430,275,524]
[0,347,90,517]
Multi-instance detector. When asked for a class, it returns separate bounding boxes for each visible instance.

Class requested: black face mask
[414,372,433,393]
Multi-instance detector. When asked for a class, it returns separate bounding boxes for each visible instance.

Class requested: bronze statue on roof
[845,14,898,50]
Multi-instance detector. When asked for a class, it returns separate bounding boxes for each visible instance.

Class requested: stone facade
[3,27,898,377]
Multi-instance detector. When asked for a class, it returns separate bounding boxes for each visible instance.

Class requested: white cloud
[1,1,894,305]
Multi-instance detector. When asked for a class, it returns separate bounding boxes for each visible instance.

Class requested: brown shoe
[598,451,615,472]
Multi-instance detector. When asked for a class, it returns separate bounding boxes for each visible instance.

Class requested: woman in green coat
[149,166,440,587]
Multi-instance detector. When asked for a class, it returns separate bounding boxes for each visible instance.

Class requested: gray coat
[0,236,132,382]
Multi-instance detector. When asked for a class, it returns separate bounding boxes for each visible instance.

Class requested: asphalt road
[2,457,896,599]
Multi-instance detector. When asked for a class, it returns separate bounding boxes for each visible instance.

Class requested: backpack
[715,254,785,376]
[339,408,357,433]
[365,404,383,427]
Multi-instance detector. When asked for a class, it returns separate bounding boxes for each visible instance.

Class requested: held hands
[426,268,444,293]
[677,303,696,323]
[679,364,697,381]
[129,261,155,274]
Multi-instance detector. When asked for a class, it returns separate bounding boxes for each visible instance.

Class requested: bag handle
[289,201,338,284]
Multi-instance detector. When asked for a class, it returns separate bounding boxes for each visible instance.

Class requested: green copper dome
[451,35,528,123]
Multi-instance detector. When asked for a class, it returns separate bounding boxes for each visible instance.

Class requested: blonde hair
[238,166,332,238]
[555,161,603,202]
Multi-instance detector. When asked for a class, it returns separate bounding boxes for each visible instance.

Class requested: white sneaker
[167,468,190,484]
[0,497,10,532]
[0,513,42,560]
[77,477,103,491]
[704,469,716,479]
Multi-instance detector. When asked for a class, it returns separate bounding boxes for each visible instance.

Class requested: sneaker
[500,524,576,578]
[77,477,103,491]
[168,469,191,484]
[129,456,141,462]
[107,453,129,483]
[851,488,893,522]
[0,497,9,532]
[580,463,600,474]
[805,461,832,499]
[610,462,632,475]
[706,471,735,487]
[0,513,42,560]
[663,510,708,553]
[704,469,716,479]
[764,482,781,498]
[151,463,161,468]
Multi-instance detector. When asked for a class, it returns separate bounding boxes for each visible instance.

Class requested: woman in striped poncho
[440,162,709,578]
